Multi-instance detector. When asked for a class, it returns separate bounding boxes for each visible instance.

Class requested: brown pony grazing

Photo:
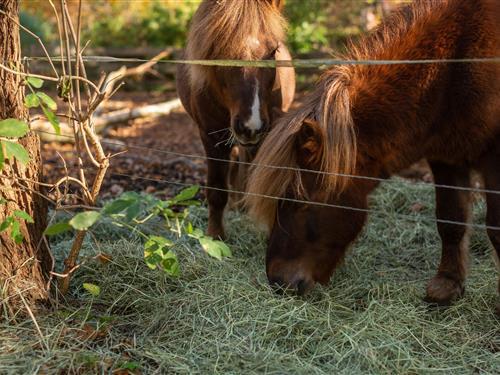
[246,0,500,307]
[177,0,295,239]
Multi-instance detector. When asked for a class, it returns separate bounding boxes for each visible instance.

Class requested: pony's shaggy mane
[246,0,460,229]
[245,68,354,229]
[186,0,286,91]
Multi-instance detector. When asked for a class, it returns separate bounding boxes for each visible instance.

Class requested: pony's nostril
[296,279,308,295]
[269,276,285,288]
[233,117,245,135]
[269,276,291,294]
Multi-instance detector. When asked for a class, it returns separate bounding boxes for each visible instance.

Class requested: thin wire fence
[35,129,500,196]
[35,129,500,232]
[110,171,500,232]
[27,54,500,232]
[24,55,500,68]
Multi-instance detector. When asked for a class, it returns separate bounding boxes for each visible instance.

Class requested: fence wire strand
[109,171,500,232]
[24,55,500,68]
[35,129,500,196]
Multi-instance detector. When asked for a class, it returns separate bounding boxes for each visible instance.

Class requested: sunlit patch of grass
[1,179,498,374]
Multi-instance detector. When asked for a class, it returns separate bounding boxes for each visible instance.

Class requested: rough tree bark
[0,0,51,316]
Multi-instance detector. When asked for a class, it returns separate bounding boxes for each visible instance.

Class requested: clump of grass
[0,179,498,374]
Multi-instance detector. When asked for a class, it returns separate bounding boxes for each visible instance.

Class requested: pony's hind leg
[478,152,500,313]
[425,162,472,305]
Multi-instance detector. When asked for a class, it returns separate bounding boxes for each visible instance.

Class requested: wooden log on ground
[32,98,183,142]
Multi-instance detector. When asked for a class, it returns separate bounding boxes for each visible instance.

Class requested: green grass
[1,179,499,374]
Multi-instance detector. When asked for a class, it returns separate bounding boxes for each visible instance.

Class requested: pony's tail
[319,70,357,194]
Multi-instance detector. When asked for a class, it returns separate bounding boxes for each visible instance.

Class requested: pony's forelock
[245,108,309,230]
[186,0,287,92]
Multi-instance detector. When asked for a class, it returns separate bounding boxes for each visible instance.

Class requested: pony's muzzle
[267,268,314,296]
[232,116,268,146]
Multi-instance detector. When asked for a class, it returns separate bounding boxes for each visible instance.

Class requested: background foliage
[20,0,403,54]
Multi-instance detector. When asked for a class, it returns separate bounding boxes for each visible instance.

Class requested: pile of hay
[1,179,498,374]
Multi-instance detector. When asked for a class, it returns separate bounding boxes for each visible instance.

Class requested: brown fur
[177,0,295,239]
[247,0,499,229]
[246,0,500,307]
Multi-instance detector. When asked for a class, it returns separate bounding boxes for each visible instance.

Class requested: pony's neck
[343,1,466,174]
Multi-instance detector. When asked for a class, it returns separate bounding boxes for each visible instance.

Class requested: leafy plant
[45,186,232,278]
[0,199,34,244]
[0,118,30,169]
[24,77,61,134]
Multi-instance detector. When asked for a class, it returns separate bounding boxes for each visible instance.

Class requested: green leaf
[145,235,174,250]
[199,236,232,260]
[44,221,72,236]
[144,250,162,270]
[0,217,14,232]
[188,227,204,240]
[174,199,201,207]
[26,76,44,89]
[36,92,57,111]
[3,141,30,165]
[69,211,100,230]
[25,93,41,108]
[144,236,178,276]
[82,283,101,297]
[118,362,141,371]
[160,207,176,218]
[14,210,34,223]
[160,250,180,277]
[11,221,24,244]
[173,185,199,203]
[0,119,29,138]
[125,201,142,221]
[41,106,61,135]
[102,198,136,215]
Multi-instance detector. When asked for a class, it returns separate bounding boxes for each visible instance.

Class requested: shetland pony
[177,0,295,239]
[246,0,500,308]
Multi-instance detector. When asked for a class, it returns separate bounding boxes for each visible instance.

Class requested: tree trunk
[0,0,51,317]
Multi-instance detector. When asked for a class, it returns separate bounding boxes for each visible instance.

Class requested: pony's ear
[274,0,285,10]
[264,0,285,10]
[295,118,323,168]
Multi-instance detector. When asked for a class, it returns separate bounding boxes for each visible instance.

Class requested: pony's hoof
[425,275,464,305]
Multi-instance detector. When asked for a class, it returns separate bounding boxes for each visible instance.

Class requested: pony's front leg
[425,162,472,305]
[228,146,255,210]
[202,137,232,240]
